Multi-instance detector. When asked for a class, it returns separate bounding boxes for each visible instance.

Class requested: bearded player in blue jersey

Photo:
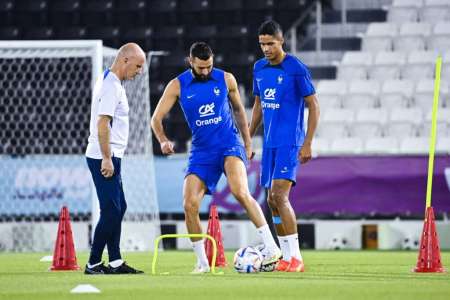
[151,42,281,274]
[249,21,320,273]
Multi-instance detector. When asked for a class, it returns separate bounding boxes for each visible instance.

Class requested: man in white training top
[85,43,145,275]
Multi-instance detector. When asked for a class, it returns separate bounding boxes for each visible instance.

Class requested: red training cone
[205,205,227,267]
[50,206,80,271]
[413,207,446,273]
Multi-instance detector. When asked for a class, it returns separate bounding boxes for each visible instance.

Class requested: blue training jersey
[177,68,241,152]
[253,53,315,148]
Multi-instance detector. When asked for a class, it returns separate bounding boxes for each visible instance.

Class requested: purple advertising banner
[210,156,450,215]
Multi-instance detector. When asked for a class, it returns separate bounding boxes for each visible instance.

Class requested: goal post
[0,40,160,252]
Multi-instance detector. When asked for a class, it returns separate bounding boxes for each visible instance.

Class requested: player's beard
[191,68,211,82]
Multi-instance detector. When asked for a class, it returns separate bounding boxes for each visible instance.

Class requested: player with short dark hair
[151,42,281,273]
[250,20,320,272]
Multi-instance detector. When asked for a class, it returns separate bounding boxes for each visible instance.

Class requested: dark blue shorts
[186,145,247,194]
[261,146,300,189]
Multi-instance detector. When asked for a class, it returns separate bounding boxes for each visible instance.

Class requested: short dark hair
[258,20,283,37]
[189,42,213,60]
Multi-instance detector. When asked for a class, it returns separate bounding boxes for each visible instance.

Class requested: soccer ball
[233,246,263,273]
[402,236,419,250]
[328,235,348,250]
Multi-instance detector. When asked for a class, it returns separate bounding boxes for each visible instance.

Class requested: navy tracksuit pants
[86,156,127,264]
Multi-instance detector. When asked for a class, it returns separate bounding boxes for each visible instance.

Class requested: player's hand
[101,158,114,178]
[245,144,255,160]
[161,141,175,155]
[299,142,312,164]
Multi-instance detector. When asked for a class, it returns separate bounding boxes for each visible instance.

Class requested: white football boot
[259,244,282,266]
[190,264,211,274]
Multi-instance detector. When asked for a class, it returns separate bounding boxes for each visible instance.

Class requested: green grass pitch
[1,251,449,300]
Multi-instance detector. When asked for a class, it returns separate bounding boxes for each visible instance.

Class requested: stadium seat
[122,27,153,51]
[388,7,419,23]
[87,27,121,48]
[276,0,310,29]
[179,0,212,25]
[442,51,450,83]
[344,80,380,109]
[386,108,423,138]
[402,51,437,80]
[350,122,383,138]
[322,108,355,123]
[147,0,178,26]
[23,27,54,40]
[364,137,400,154]
[0,27,21,40]
[390,107,424,124]
[159,52,188,81]
[49,0,80,26]
[415,79,449,109]
[185,25,217,49]
[318,95,342,109]
[356,108,389,124]
[317,80,348,97]
[369,52,406,80]
[380,80,414,108]
[316,122,349,139]
[436,137,450,153]
[428,22,450,52]
[116,0,146,26]
[252,135,264,153]
[211,0,243,25]
[15,0,49,26]
[216,25,250,52]
[329,137,364,154]
[227,52,256,67]
[426,108,450,123]
[399,137,430,154]
[420,0,450,23]
[391,0,424,6]
[55,26,87,40]
[384,122,418,138]
[153,26,186,51]
[418,122,449,137]
[81,0,114,26]
[0,0,13,26]
[393,23,431,51]
[337,52,373,80]
[244,0,274,24]
[362,23,397,52]
[312,137,330,154]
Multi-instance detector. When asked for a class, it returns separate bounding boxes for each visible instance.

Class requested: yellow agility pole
[425,56,442,212]
[151,233,219,275]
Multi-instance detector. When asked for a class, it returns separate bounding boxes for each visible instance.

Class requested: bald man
[85,43,145,275]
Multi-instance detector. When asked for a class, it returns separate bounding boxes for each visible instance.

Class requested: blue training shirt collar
[185,68,221,85]
[260,53,292,69]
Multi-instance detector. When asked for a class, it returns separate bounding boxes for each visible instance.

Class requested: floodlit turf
[0,251,449,300]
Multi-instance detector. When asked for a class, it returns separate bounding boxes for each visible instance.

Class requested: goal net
[0,41,160,252]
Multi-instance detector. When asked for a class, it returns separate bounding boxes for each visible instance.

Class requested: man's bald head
[112,43,146,81]
[117,43,146,61]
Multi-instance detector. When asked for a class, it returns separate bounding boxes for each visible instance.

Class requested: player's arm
[98,115,114,178]
[299,94,320,164]
[249,95,262,137]
[150,79,180,155]
[225,72,253,160]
